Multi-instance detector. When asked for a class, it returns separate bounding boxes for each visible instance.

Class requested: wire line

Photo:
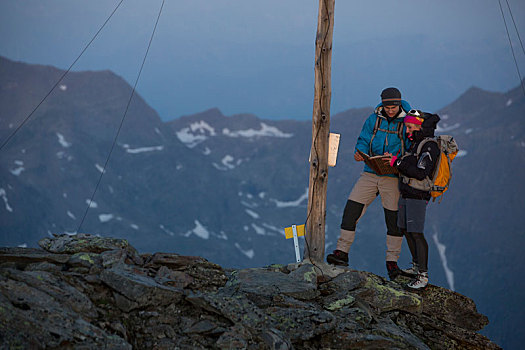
[77,0,165,232]
[505,0,525,57]
[499,0,525,97]
[0,0,126,152]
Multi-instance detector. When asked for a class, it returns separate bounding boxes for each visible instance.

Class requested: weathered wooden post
[304,0,335,262]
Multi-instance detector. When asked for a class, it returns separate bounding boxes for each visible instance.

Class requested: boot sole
[326,256,348,267]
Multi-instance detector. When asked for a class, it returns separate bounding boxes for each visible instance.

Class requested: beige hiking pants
[336,172,402,261]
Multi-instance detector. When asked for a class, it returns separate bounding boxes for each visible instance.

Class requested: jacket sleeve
[395,141,440,180]
[354,114,375,154]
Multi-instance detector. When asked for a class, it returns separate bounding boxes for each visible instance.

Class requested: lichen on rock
[0,234,502,349]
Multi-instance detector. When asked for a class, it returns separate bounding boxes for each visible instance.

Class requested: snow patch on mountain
[241,201,258,209]
[183,220,210,239]
[67,211,76,220]
[222,155,236,169]
[251,223,266,235]
[176,129,206,148]
[245,209,260,219]
[56,151,73,161]
[10,160,25,176]
[176,121,216,148]
[271,188,308,208]
[223,123,293,138]
[262,223,284,235]
[213,155,242,170]
[122,144,164,154]
[436,123,461,133]
[235,243,254,259]
[191,121,216,135]
[506,99,512,106]
[432,230,455,291]
[95,164,106,173]
[217,231,228,240]
[159,224,175,237]
[85,199,98,208]
[0,188,13,212]
[99,214,114,223]
[56,132,71,148]
[59,84,67,91]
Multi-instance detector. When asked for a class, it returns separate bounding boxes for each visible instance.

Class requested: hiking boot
[386,261,402,280]
[407,271,429,290]
[401,262,419,277]
[326,250,349,266]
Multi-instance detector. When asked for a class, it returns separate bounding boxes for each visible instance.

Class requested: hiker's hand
[383,154,398,167]
[354,152,364,161]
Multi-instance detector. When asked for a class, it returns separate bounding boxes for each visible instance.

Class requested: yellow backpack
[402,135,459,201]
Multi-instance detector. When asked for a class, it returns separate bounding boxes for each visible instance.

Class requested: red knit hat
[404,109,424,125]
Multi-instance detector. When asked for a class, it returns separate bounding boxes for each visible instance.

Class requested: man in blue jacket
[327,87,410,280]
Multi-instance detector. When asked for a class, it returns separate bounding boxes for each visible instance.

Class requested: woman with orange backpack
[383,110,440,290]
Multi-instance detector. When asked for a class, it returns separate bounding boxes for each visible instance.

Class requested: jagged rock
[39,233,132,254]
[155,265,193,288]
[355,273,422,314]
[100,265,184,312]
[0,234,501,349]
[420,284,489,331]
[0,247,70,267]
[226,264,319,306]
[1,268,97,319]
[0,272,129,349]
[145,252,228,291]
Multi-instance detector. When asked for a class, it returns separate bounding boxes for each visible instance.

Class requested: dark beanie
[381,87,402,106]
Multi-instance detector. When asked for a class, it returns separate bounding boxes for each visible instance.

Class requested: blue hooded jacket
[354,100,411,177]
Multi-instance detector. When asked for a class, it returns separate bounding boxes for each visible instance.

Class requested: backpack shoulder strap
[416,137,437,156]
[396,121,405,155]
[369,115,382,156]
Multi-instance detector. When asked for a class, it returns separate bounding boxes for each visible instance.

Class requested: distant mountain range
[0,56,523,348]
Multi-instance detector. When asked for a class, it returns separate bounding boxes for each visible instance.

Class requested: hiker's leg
[405,198,428,234]
[378,176,402,262]
[398,198,417,261]
[385,208,403,262]
[404,198,429,272]
[411,232,429,272]
[404,230,418,263]
[336,200,366,252]
[336,173,378,252]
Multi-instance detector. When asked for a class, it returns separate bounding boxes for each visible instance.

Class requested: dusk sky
[1,0,524,120]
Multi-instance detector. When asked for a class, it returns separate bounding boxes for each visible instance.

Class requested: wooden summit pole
[304,0,335,262]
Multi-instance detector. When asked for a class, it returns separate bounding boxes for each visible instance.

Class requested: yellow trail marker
[284,224,305,239]
[284,224,305,262]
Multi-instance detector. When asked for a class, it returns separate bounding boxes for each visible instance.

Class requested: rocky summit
[0,234,499,349]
